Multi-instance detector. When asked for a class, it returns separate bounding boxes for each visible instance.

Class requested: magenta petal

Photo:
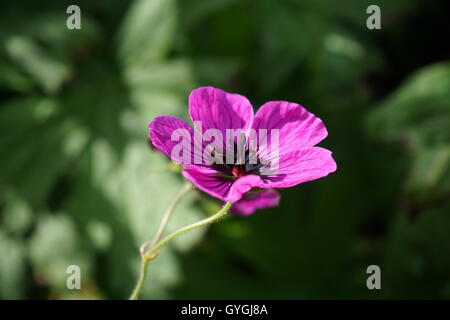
[231,189,280,216]
[148,116,196,165]
[252,101,328,157]
[226,175,264,202]
[182,169,263,202]
[261,147,337,188]
[189,86,254,139]
[182,169,231,201]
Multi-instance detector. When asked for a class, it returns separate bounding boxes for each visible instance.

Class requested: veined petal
[182,169,263,202]
[260,147,337,188]
[148,116,200,165]
[252,101,328,158]
[189,87,254,146]
[231,189,280,216]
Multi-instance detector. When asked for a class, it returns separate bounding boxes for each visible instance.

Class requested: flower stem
[129,257,150,300]
[128,189,233,300]
[129,182,191,300]
[146,201,232,258]
[150,182,193,247]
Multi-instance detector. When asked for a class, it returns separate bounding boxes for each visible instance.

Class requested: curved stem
[128,191,233,300]
[145,201,232,259]
[151,182,192,247]
[129,258,150,300]
[129,182,191,300]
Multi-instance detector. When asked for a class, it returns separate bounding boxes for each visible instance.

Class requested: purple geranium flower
[148,86,337,206]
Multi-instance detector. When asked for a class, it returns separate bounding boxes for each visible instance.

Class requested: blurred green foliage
[0,0,449,299]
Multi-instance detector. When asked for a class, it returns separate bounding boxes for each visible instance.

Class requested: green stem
[150,182,192,247]
[129,257,150,300]
[129,182,191,300]
[146,201,232,259]
[129,191,233,300]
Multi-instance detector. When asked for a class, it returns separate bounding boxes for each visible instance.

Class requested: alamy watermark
[366,5,381,30]
[66,265,81,290]
[366,265,381,290]
[168,122,280,175]
[66,5,81,30]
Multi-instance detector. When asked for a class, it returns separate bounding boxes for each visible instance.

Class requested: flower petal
[260,147,337,188]
[182,169,263,202]
[252,101,328,158]
[231,189,280,216]
[148,116,199,165]
[189,86,254,142]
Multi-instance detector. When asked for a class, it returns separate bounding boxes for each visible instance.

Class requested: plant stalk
[129,186,232,300]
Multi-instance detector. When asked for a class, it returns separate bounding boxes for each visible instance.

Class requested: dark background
[0,0,449,299]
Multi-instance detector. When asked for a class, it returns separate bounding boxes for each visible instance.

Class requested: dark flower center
[209,142,268,180]
[231,165,246,177]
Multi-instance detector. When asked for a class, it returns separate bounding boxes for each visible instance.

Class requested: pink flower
[149,86,337,205]
[231,189,280,216]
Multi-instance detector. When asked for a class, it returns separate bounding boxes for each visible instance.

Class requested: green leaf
[367,62,450,146]
[0,99,89,206]
[367,62,450,203]
[5,36,70,94]
[29,214,92,292]
[117,0,177,68]
[0,231,26,299]
[1,192,33,236]
[65,138,205,299]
